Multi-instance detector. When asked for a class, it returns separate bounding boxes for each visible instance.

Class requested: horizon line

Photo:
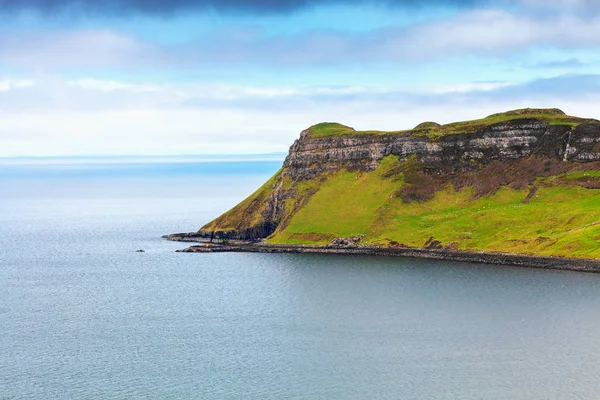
[0,152,287,160]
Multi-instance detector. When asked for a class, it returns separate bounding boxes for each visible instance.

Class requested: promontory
[166,108,600,268]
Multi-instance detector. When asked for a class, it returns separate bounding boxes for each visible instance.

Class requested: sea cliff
[166,108,600,262]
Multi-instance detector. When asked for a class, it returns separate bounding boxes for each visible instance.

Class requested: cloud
[497,74,600,99]
[0,0,490,16]
[519,0,598,9]
[0,76,185,111]
[0,29,160,70]
[0,73,599,157]
[0,78,34,92]
[166,9,600,65]
[1,74,599,112]
[2,7,600,72]
[533,58,587,69]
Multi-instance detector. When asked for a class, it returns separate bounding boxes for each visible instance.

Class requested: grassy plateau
[308,108,597,139]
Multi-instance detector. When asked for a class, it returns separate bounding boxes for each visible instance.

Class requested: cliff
[167,108,600,259]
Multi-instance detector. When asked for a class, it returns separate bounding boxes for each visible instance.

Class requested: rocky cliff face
[284,120,600,180]
[170,110,600,242]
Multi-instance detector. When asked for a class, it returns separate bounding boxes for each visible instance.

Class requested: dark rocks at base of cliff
[164,221,278,243]
[174,242,600,273]
[206,221,278,241]
[327,235,365,248]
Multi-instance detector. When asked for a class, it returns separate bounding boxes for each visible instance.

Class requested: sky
[1,0,600,156]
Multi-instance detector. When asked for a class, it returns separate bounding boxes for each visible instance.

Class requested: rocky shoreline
[169,240,600,274]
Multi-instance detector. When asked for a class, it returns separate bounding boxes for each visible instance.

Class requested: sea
[1,156,600,400]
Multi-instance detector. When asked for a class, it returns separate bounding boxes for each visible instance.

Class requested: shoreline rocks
[173,242,600,274]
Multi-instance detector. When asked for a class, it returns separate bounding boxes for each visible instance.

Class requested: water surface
[1,158,600,399]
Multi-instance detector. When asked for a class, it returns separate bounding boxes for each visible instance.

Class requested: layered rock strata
[165,111,600,242]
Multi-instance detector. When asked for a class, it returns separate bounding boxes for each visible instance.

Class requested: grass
[308,108,598,139]
[367,184,600,258]
[556,170,600,180]
[201,170,282,232]
[307,122,409,138]
[265,158,600,259]
[204,155,600,258]
[269,156,401,244]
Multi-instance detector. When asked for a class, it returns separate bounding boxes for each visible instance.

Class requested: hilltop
[167,108,600,260]
[306,108,596,138]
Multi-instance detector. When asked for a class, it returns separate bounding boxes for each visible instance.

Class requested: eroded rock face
[187,118,600,241]
[283,120,600,181]
[565,124,600,161]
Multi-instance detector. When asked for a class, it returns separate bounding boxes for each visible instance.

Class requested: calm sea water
[2,158,600,399]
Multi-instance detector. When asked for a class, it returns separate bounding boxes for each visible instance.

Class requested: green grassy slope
[198,108,600,259]
[309,108,598,139]
[267,157,600,259]
[271,156,401,243]
[201,170,282,233]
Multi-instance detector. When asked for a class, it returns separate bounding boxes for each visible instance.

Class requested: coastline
[164,237,600,274]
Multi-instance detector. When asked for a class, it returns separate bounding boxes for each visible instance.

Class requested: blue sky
[1,0,600,156]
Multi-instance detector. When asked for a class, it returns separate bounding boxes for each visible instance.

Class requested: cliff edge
[166,108,600,259]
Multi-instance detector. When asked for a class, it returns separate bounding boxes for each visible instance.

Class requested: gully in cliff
[165,108,600,273]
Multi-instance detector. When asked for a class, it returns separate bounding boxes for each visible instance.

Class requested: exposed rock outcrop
[327,235,365,249]
[175,243,600,274]
[167,109,600,243]
[284,121,600,181]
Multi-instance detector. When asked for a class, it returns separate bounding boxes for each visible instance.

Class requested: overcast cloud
[2,9,600,72]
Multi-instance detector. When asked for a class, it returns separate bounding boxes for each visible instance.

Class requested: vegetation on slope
[267,156,600,259]
[201,170,282,233]
[270,156,401,243]
[307,122,409,138]
[197,108,600,259]
[308,108,598,139]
